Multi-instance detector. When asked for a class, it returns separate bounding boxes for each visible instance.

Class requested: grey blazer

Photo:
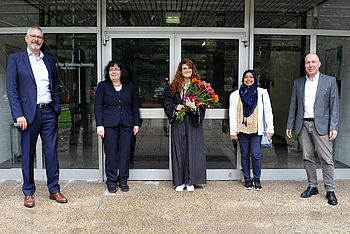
[287,73,339,135]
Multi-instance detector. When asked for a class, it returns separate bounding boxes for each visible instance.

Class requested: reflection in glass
[254,35,310,169]
[255,0,350,30]
[181,39,239,169]
[0,0,97,27]
[1,33,98,169]
[112,38,170,108]
[131,119,169,169]
[107,0,244,27]
[0,35,29,168]
[182,39,239,108]
[204,120,236,169]
[318,36,350,168]
[45,34,98,169]
[112,38,170,169]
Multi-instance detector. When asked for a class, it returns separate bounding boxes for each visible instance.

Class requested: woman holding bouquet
[163,58,207,192]
[229,69,274,190]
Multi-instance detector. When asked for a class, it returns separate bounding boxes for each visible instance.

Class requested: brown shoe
[49,192,68,203]
[24,195,35,208]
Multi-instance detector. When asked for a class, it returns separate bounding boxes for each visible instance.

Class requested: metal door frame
[175,32,247,180]
[103,29,248,180]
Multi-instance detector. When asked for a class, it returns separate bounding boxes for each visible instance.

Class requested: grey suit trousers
[299,121,335,191]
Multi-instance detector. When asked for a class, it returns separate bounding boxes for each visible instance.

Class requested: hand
[286,129,292,139]
[329,130,338,141]
[176,104,184,111]
[268,132,274,140]
[185,97,196,109]
[230,134,238,141]
[16,116,27,130]
[96,126,105,138]
[133,126,139,135]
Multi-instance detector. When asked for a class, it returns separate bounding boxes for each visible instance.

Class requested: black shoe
[244,179,253,190]
[120,184,129,192]
[253,179,262,191]
[107,186,117,193]
[326,191,338,205]
[300,186,319,198]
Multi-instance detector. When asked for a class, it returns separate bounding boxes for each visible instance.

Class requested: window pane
[255,0,350,30]
[107,0,244,27]
[112,38,170,108]
[111,38,170,169]
[204,120,236,169]
[317,36,350,168]
[0,35,30,168]
[182,39,239,107]
[0,33,98,169]
[181,39,239,169]
[0,0,97,27]
[254,35,309,169]
[47,34,98,169]
[132,119,169,169]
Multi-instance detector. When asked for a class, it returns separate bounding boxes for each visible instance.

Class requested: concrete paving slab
[0,180,349,233]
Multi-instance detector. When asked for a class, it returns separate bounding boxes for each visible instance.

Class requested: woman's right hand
[176,104,184,111]
[230,134,238,141]
[97,126,105,138]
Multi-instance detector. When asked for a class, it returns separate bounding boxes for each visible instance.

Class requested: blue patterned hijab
[239,69,258,125]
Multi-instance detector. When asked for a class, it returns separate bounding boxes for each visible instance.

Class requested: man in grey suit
[286,53,339,205]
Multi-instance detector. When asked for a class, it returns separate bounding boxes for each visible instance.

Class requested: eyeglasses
[109,67,121,71]
[27,34,44,40]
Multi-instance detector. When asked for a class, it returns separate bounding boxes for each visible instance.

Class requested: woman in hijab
[229,69,274,190]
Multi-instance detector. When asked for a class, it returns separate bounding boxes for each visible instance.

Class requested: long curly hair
[170,58,200,94]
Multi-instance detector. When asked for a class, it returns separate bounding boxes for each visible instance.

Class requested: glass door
[176,33,246,180]
[104,31,246,180]
[104,33,174,179]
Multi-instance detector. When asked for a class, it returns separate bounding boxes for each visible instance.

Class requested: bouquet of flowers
[176,77,220,121]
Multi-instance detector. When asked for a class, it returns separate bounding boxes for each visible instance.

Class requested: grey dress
[163,87,207,186]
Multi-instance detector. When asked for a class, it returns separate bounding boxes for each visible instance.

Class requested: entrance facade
[102,30,247,180]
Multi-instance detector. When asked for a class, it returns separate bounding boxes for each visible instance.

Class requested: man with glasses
[6,26,67,208]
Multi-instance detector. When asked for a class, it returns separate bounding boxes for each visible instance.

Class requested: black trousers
[103,125,133,187]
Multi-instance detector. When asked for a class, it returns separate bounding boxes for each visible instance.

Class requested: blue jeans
[238,133,262,180]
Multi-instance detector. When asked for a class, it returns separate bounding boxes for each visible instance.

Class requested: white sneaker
[175,184,185,192]
[186,185,194,192]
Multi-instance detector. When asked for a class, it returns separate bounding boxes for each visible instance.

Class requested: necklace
[113,83,122,87]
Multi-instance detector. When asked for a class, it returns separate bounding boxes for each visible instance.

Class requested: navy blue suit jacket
[94,81,140,127]
[6,50,61,124]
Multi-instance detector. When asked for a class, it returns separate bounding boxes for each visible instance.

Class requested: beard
[28,43,42,51]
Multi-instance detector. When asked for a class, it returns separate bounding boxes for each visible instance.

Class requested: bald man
[286,53,339,205]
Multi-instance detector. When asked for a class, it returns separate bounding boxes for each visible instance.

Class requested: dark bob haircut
[104,60,129,84]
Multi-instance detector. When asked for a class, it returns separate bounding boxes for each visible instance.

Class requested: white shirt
[304,72,319,118]
[27,48,52,104]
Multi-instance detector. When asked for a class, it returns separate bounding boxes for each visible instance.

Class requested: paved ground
[1,180,350,233]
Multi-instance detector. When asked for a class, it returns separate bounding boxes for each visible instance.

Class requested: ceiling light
[165,12,180,24]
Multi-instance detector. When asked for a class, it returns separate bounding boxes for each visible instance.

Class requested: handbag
[261,93,273,148]
[261,131,273,148]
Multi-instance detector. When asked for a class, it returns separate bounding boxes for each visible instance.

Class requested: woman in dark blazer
[94,60,140,193]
